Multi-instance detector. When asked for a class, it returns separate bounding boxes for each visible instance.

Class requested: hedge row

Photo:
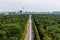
[32,20,40,40]
[20,18,29,40]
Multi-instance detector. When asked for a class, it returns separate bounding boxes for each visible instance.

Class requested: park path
[25,14,34,40]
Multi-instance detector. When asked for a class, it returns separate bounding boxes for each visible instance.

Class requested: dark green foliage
[0,14,29,40]
[32,14,60,40]
[32,20,40,40]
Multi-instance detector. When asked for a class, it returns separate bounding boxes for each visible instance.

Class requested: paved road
[25,14,34,40]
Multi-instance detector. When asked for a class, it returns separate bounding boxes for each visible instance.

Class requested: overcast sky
[0,0,60,12]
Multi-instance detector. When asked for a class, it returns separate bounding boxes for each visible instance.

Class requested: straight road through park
[25,14,34,40]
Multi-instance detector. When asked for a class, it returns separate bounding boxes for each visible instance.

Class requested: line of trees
[32,14,60,40]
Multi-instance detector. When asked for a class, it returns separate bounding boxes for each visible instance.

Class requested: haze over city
[0,0,60,12]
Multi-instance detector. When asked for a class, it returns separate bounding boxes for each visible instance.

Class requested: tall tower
[23,6,24,12]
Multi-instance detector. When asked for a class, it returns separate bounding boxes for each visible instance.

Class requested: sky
[0,0,60,12]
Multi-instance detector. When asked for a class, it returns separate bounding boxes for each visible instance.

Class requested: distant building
[5,12,9,15]
[20,10,22,13]
[9,12,16,15]
[53,11,60,14]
